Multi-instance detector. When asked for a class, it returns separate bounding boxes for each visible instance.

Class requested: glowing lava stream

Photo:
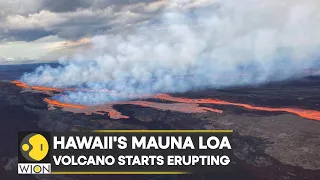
[12,80,320,121]
[153,94,320,121]
[11,80,148,98]
[43,98,223,119]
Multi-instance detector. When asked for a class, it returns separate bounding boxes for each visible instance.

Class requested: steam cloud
[21,0,320,105]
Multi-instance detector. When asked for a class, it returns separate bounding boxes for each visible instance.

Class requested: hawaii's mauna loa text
[52,135,232,167]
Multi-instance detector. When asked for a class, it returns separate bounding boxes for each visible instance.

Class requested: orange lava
[85,104,130,119]
[42,98,223,119]
[44,98,86,109]
[44,98,129,119]
[12,80,30,89]
[11,80,320,121]
[12,80,60,93]
[153,94,320,121]
[11,80,147,98]
[119,101,223,114]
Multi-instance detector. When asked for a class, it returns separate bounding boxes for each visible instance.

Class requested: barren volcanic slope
[0,64,320,180]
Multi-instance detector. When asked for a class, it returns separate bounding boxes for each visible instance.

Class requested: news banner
[18,130,233,174]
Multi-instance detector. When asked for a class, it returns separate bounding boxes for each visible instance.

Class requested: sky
[0,0,215,64]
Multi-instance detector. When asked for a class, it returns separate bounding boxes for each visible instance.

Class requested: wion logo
[18,132,51,174]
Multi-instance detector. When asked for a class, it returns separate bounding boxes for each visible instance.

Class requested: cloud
[0,0,184,62]
[21,0,320,105]
[0,0,167,42]
[40,0,93,13]
[41,0,161,13]
[0,0,42,15]
[0,35,92,63]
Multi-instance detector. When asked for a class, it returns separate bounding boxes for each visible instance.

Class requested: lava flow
[12,80,320,121]
[153,94,320,121]
[44,98,223,119]
[12,80,61,93]
[44,98,129,119]
[11,80,148,98]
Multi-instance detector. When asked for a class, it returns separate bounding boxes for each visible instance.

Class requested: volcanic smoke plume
[20,0,320,105]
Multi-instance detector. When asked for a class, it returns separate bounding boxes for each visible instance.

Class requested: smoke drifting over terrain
[21,0,320,104]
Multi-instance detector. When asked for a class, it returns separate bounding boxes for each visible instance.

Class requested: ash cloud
[21,0,320,104]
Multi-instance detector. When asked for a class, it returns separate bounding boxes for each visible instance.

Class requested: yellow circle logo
[20,133,49,162]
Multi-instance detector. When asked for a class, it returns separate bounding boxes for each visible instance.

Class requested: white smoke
[21,0,320,104]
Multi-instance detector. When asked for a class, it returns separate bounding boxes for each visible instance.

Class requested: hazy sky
[0,0,214,64]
